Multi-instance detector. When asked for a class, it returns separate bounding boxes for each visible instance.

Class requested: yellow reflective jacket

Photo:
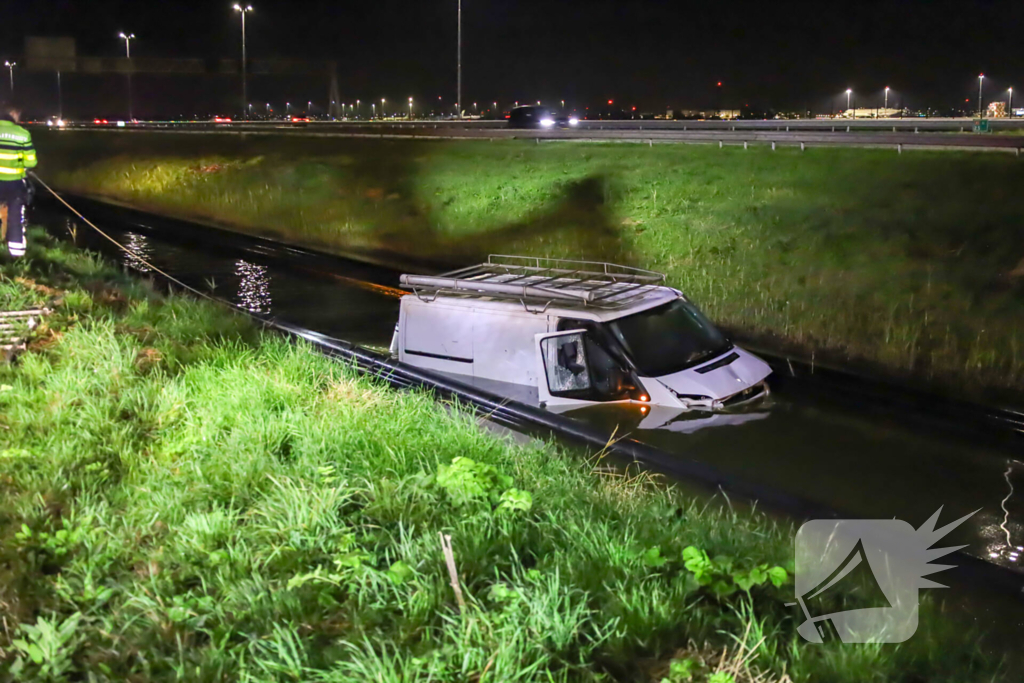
[0,120,37,181]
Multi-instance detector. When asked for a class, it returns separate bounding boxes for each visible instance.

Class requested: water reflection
[561,399,772,436]
[637,405,771,433]
[986,460,1024,565]
[122,232,154,273]
[235,259,272,313]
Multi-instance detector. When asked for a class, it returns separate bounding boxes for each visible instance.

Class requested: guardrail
[37,120,1024,154]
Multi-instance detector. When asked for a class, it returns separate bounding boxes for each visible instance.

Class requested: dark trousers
[0,180,25,258]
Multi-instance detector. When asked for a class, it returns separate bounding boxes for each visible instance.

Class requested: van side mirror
[540,332,592,395]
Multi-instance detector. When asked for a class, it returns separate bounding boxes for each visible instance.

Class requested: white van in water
[390,256,771,411]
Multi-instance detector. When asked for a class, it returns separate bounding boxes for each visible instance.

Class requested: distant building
[987,101,1007,118]
[671,109,738,119]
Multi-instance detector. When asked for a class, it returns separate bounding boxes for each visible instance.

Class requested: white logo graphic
[795,507,975,643]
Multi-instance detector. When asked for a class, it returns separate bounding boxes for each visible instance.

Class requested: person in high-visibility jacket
[0,104,37,259]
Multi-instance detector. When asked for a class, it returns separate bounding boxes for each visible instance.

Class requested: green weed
[0,233,1009,681]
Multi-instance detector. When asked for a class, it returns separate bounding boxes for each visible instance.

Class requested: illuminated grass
[37,131,1024,400]
[0,234,1009,681]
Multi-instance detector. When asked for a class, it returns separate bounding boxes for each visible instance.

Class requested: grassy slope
[0,235,1006,681]
[37,131,1024,402]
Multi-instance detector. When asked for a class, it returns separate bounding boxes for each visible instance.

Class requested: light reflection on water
[235,259,273,313]
[985,460,1024,566]
[122,232,154,273]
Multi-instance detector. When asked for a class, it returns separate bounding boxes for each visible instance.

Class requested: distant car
[211,116,233,123]
[507,105,579,129]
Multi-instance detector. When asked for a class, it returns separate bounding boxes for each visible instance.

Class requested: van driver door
[534,330,632,406]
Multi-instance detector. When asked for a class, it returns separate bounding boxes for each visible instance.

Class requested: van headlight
[539,118,555,127]
[569,117,579,125]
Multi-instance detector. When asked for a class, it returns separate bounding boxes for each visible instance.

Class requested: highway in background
[38,117,1024,153]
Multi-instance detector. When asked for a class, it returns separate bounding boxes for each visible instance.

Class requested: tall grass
[0,233,1007,681]
[37,132,1024,401]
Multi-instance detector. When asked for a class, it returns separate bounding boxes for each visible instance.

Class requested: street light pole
[884,86,889,112]
[978,74,985,118]
[3,61,14,93]
[846,88,852,118]
[457,0,462,119]
[1010,88,1014,119]
[381,98,386,118]
[118,33,136,119]
[233,4,254,120]
[119,33,135,60]
[409,96,413,120]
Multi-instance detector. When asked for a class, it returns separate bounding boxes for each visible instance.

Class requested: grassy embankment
[0,233,1008,681]
[37,131,1024,403]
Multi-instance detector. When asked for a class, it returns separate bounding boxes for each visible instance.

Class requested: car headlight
[569,117,579,125]
[539,118,555,127]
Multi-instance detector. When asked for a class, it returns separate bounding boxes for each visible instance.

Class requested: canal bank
[6,233,1015,681]
[29,191,1024,575]
[13,189,1024,659]
[33,130,1024,409]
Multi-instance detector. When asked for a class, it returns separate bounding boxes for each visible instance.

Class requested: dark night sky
[3,0,1023,115]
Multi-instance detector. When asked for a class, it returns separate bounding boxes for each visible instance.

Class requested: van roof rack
[400,254,667,310]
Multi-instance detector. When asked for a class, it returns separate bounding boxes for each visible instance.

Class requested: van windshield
[607,298,731,377]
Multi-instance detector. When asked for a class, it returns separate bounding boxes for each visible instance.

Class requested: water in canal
[34,205,1024,648]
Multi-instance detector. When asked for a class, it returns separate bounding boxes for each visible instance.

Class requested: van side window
[552,318,630,401]
[557,318,591,332]
[585,336,629,398]
[559,317,632,370]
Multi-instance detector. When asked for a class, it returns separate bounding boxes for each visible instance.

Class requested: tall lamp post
[233,4,254,119]
[408,96,413,119]
[381,97,386,118]
[977,74,985,118]
[884,86,890,113]
[1009,88,1014,119]
[845,88,852,118]
[4,61,15,93]
[118,33,136,119]
[457,0,462,119]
